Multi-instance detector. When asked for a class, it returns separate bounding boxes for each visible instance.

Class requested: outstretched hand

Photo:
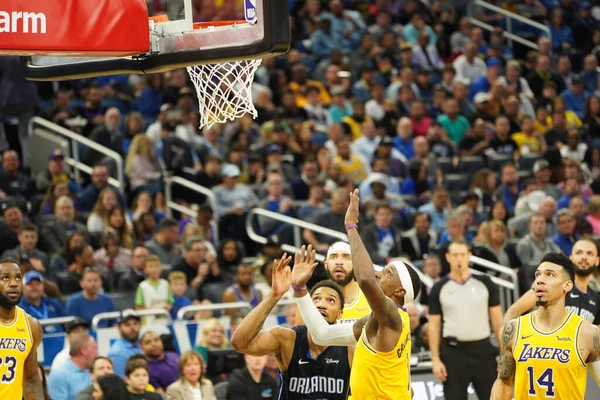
[344,189,360,226]
[291,245,319,288]
[271,253,293,298]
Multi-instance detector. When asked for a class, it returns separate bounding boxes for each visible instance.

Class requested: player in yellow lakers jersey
[0,260,44,400]
[492,252,600,399]
[295,241,371,327]
[292,189,422,400]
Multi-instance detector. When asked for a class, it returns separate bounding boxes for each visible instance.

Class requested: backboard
[18,0,289,80]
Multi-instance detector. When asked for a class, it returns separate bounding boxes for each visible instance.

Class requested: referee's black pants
[440,338,498,400]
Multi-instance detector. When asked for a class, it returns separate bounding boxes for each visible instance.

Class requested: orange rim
[148,15,169,23]
[193,20,249,30]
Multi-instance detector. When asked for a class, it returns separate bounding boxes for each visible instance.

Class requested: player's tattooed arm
[23,317,44,400]
[498,320,517,382]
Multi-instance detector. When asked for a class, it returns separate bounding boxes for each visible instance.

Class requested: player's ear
[336,309,343,321]
[396,286,406,299]
[564,279,573,293]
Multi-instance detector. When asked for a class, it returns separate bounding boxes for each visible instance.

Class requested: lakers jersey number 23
[0,306,33,400]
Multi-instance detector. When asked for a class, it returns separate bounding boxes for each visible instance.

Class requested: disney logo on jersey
[0,338,27,352]
[325,358,339,364]
[517,343,571,364]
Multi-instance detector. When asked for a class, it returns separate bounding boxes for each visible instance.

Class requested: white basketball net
[187,59,262,129]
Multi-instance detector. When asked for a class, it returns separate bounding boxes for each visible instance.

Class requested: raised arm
[504,289,537,322]
[292,245,359,346]
[230,254,294,356]
[345,189,397,326]
[23,317,44,400]
[491,320,517,400]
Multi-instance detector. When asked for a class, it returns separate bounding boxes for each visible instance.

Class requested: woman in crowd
[125,134,163,200]
[105,205,134,249]
[93,231,132,289]
[193,318,229,363]
[166,350,216,400]
[470,169,496,211]
[93,373,132,400]
[47,232,86,281]
[39,180,75,215]
[88,188,119,233]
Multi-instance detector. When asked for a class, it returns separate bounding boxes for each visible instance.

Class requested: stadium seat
[214,381,229,400]
[459,156,485,176]
[487,154,513,171]
[400,194,420,208]
[519,153,541,171]
[450,190,468,206]
[437,157,457,174]
[444,173,470,192]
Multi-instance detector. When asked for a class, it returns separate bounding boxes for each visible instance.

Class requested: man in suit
[400,212,438,261]
[40,196,89,254]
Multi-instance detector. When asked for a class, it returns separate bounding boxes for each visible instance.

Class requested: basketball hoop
[186,21,262,129]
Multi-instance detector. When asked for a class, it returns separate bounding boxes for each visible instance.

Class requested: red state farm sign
[0,0,149,56]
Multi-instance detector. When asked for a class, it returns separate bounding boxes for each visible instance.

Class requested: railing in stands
[163,175,219,242]
[467,0,551,51]
[28,117,125,194]
[245,209,518,308]
[91,309,172,330]
[38,316,78,327]
[177,302,250,320]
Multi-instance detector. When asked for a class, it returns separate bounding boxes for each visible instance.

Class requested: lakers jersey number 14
[0,306,33,400]
[513,312,587,400]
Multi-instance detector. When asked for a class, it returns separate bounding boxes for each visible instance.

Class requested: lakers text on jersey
[349,308,412,400]
[513,312,587,400]
[0,306,33,400]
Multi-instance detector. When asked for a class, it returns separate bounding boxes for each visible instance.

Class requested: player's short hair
[125,357,148,377]
[577,236,600,256]
[90,356,113,373]
[310,280,345,311]
[539,252,576,282]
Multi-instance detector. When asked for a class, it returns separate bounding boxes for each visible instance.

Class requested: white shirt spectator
[452,55,487,85]
[560,143,588,162]
[365,99,385,121]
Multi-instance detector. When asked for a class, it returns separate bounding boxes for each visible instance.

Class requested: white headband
[327,242,351,259]
[390,261,415,303]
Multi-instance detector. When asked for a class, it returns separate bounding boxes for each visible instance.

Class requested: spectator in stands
[489,115,519,158]
[393,117,416,160]
[450,17,471,53]
[124,357,162,400]
[586,195,600,234]
[413,136,439,182]
[145,218,181,265]
[545,8,575,53]
[125,134,163,198]
[19,271,66,333]
[479,220,512,268]
[107,312,142,378]
[227,354,279,400]
[48,332,98,400]
[222,264,262,315]
[438,208,473,246]
[493,163,521,215]
[533,159,562,199]
[2,223,49,271]
[333,139,370,183]
[165,350,216,400]
[563,75,590,119]
[41,196,90,254]
[105,205,134,249]
[62,244,96,294]
[257,170,296,239]
[172,236,212,285]
[582,54,599,94]
[553,209,580,256]
[459,117,489,157]
[429,241,502,400]
[452,42,487,85]
[119,245,150,292]
[75,356,114,400]
[527,54,566,98]
[168,271,192,320]
[512,115,546,154]
[558,178,585,210]
[510,196,558,238]
[561,128,588,162]
[52,318,90,372]
[36,149,80,194]
[418,187,450,230]
[95,230,132,277]
[141,330,180,393]
[66,267,116,325]
[360,204,402,265]
[87,188,119,233]
[303,188,350,252]
[570,196,594,235]
[362,173,406,217]
[92,374,131,400]
[290,159,319,201]
[79,164,125,212]
[437,98,470,144]
[351,120,380,162]
[0,150,35,201]
[516,213,561,288]
[48,231,86,283]
[372,137,407,177]
[400,212,438,261]
[84,107,122,167]
[135,255,173,322]
[193,318,229,363]
[297,180,328,219]
[39,180,72,216]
